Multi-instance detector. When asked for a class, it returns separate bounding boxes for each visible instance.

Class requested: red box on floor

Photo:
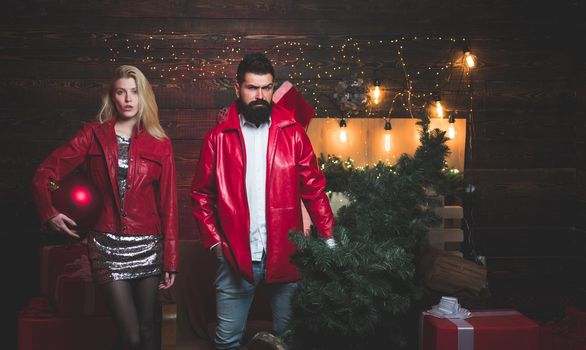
[55,276,110,316]
[420,309,539,350]
[18,314,117,350]
[564,306,586,337]
[538,322,554,350]
[40,243,88,297]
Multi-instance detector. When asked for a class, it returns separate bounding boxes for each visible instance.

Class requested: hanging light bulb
[447,114,456,139]
[372,79,381,105]
[463,43,476,69]
[433,93,444,119]
[339,118,348,144]
[436,100,444,119]
[464,52,475,68]
[384,120,392,152]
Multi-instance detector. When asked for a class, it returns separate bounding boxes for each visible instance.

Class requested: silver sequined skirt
[87,231,162,284]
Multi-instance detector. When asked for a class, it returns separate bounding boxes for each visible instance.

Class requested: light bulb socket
[339,119,347,128]
[433,92,441,102]
[384,121,392,131]
[463,42,471,54]
[448,114,456,123]
[374,79,380,87]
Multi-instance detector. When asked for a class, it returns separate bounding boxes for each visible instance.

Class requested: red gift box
[420,309,539,350]
[54,255,110,316]
[273,81,315,128]
[538,322,554,350]
[552,335,586,350]
[550,306,586,350]
[55,276,109,316]
[40,243,88,297]
[18,296,57,319]
[18,314,118,350]
[564,306,586,337]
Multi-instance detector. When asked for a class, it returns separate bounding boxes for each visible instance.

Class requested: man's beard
[238,98,272,127]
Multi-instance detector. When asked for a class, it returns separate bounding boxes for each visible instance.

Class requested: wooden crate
[428,205,464,256]
[421,248,487,295]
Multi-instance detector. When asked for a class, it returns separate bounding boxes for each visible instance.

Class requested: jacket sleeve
[159,139,179,272]
[296,127,335,239]
[31,123,93,224]
[190,131,222,249]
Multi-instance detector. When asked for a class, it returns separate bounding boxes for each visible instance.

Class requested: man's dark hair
[236,53,275,84]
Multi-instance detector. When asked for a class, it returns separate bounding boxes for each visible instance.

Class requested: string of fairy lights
[103,33,476,157]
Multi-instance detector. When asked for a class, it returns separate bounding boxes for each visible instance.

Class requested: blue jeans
[214,255,297,350]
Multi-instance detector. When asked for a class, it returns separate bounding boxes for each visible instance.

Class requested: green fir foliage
[286,115,464,349]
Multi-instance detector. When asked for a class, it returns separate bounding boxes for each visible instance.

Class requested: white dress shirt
[240,115,270,261]
[210,114,336,256]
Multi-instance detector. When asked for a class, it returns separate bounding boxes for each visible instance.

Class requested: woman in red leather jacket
[32,65,179,350]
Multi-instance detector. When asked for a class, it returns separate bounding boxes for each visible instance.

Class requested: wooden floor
[161,303,178,350]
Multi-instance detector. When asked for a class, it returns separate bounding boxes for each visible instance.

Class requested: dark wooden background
[2,0,584,348]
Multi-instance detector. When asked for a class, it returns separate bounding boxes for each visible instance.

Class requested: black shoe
[245,331,287,350]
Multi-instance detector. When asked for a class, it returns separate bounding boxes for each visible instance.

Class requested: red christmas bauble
[50,174,103,230]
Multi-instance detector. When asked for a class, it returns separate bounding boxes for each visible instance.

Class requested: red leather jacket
[32,119,179,272]
[190,102,334,284]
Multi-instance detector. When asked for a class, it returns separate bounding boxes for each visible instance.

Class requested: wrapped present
[19,316,69,350]
[537,321,554,350]
[40,242,88,297]
[550,306,586,350]
[551,333,586,350]
[55,277,109,316]
[18,296,57,319]
[420,298,539,350]
[273,80,315,128]
[18,314,117,350]
[564,306,586,337]
[55,255,109,316]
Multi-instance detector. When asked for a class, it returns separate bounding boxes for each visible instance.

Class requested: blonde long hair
[97,65,167,139]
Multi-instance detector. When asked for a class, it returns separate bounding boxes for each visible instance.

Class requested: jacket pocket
[139,150,163,180]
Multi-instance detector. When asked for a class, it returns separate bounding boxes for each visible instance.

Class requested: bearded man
[190,52,335,350]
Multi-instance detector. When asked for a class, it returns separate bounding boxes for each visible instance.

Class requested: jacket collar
[220,101,297,132]
[93,119,118,156]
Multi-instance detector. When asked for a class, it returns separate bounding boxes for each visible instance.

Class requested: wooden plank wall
[1,0,583,346]
[574,70,586,307]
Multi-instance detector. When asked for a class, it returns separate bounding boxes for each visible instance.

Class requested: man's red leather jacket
[190,102,334,284]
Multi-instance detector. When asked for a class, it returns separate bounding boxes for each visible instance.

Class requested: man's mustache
[248,99,271,109]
